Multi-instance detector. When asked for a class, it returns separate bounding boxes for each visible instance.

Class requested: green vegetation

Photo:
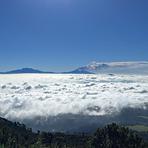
[138,116,148,120]
[0,117,148,148]
[128,125,148,132]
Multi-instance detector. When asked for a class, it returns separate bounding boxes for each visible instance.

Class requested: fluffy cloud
[0,74,148,121]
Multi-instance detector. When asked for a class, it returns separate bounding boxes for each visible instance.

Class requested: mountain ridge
[0,68,54,74]
[73,61,148,74]
[0,61,148,74]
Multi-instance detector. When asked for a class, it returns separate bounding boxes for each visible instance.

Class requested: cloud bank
[0,74,147,122]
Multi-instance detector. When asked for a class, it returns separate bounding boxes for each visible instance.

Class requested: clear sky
[0,0,148,72]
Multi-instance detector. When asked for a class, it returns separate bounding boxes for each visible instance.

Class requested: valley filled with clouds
[0,74,148,132]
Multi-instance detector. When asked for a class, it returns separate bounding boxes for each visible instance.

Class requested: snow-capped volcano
[72,61,148,74]
[0,61,148,74]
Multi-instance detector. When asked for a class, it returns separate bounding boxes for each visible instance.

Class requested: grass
[138,116,148,120]
[127,125,148,132]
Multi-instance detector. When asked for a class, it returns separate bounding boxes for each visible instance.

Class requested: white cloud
[0,74,148,121]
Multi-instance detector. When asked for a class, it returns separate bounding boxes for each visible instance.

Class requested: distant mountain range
[72,61,148,74]
[0,61,148,74]
[0,68,54,74]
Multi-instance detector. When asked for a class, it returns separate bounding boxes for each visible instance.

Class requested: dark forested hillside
[0,117,147,148]
[0,117,37,147]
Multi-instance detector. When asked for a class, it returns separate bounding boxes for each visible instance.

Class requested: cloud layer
[0,74,148,122]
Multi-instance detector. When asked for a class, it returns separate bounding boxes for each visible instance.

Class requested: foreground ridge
[0,117,147,148]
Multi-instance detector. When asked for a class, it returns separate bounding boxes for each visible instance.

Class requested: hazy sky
[0,0,148,71]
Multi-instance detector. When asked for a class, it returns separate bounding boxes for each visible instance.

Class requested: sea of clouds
[0,74,148,131]
[0,74,148,122]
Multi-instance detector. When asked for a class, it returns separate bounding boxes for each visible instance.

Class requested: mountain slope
[73,61,148,74]
[0,61,148,74]
[0,117,147,148]
[0,68,54,74]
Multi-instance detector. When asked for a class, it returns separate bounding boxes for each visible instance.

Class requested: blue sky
[0,0,148,72]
